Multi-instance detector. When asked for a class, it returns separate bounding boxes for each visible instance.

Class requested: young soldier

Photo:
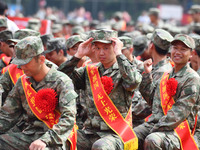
[134,34,200,150]
[140,29,174,105]
[0,29,57,106]
[0,30,14,71]
[0,36,77,149]
[45,38,67,66]
[59,29,142,150]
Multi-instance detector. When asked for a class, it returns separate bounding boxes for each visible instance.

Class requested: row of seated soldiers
[0,27,199,150]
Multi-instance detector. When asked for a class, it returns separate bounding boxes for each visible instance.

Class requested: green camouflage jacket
[148,64,200,132]
[59,54,142,131]
[139,58,172,106]
[0,59,58,106]
[0,66,77,148]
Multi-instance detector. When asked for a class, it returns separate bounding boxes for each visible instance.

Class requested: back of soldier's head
[0,1,7,15]
[46,38,66,55]
[66,35,84,50]
[147,29,174,55]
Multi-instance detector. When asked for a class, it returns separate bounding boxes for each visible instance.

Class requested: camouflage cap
[90,20,100,29]
[0,18,7,28]
[118,36,133,50]
[113,11,123,20]
[90,29,118,44]
[11,36,44,65]
[189,33,200,52]
[139,24,154,34]
[45,38,66,53]
[148,8,160,16]
[123,30,142,40]
[40,34,54,46]
[171,34,195,49]
[147,29,174,50]
[66,35,84,50]
[0,30,13,42]
[26,19,41,32]
[133,35,148,56]
[8,29,40,43]
[189,5,200,14]
[72,26,84,35]
[51,23,62,33]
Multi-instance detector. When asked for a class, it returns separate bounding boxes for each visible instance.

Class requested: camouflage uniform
[134,34,200,150]
[0,30,13,72]
[0,18,7,28]
[59,29,142,150]
[192,34,200,148]
[0,36,77,150]
[0,59,57,106]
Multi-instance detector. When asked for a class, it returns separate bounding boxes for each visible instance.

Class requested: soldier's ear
[40,55,46,64]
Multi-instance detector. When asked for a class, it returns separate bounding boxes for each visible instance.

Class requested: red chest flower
[166,78,178,97]
[101,76,114,95]
[35,88,58,112]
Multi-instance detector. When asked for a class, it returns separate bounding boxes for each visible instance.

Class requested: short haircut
[154,43,168,55]
[55,47,67,56]
[195,50,200,57]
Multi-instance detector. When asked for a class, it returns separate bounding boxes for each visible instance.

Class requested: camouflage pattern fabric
[58,54,142,149]
[135,63,200,149]
[139,58,173,105]
[40,34,54,46]
[8,29,40,43]
[0,18,7,28]
[0,59,58,106]
[89,29,118,43]
[45,38,66,53]
[147,29,174,51]
[118,36,133,50]
[66,35,84,50]
[11,36,44,66]
[171,34,196,49]
[0,30,13,41]
[0,66,77,149]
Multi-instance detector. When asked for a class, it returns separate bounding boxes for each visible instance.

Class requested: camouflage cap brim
[7,39,20,43]
[171,40,193,49]
[11,57,33,66]
[92,40,112,44]
[44,48,56,54]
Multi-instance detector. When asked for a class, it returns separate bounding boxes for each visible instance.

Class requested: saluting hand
[111,37,123,56]
[29,139,46,150]
[74,38,93,58]
[144,58,153,73]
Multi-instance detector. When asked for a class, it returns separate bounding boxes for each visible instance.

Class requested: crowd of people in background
[0,0,199,149]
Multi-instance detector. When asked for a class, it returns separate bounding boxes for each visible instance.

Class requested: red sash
[21,75,77,150]
[0,53,6,59]
[2,56,11,66]
[87,64,138,150]
[5,64,24,84]
[160,72,199,150]
[82,59,92,67]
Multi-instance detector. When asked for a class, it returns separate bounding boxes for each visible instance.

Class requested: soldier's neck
[102,58,116,69]
[174,63,186,73]
[33,65,50,82]
[152,52,166,66]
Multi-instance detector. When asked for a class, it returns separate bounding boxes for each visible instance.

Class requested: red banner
[7,16,51,35]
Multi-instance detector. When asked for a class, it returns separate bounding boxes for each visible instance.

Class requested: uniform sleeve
[139,73,155,106]
[39,78,78,145]
[58,56,86,90]
[117,54,142,92]
[0,79,22,133]
[151,77,200,132]
[0,70,14,105]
